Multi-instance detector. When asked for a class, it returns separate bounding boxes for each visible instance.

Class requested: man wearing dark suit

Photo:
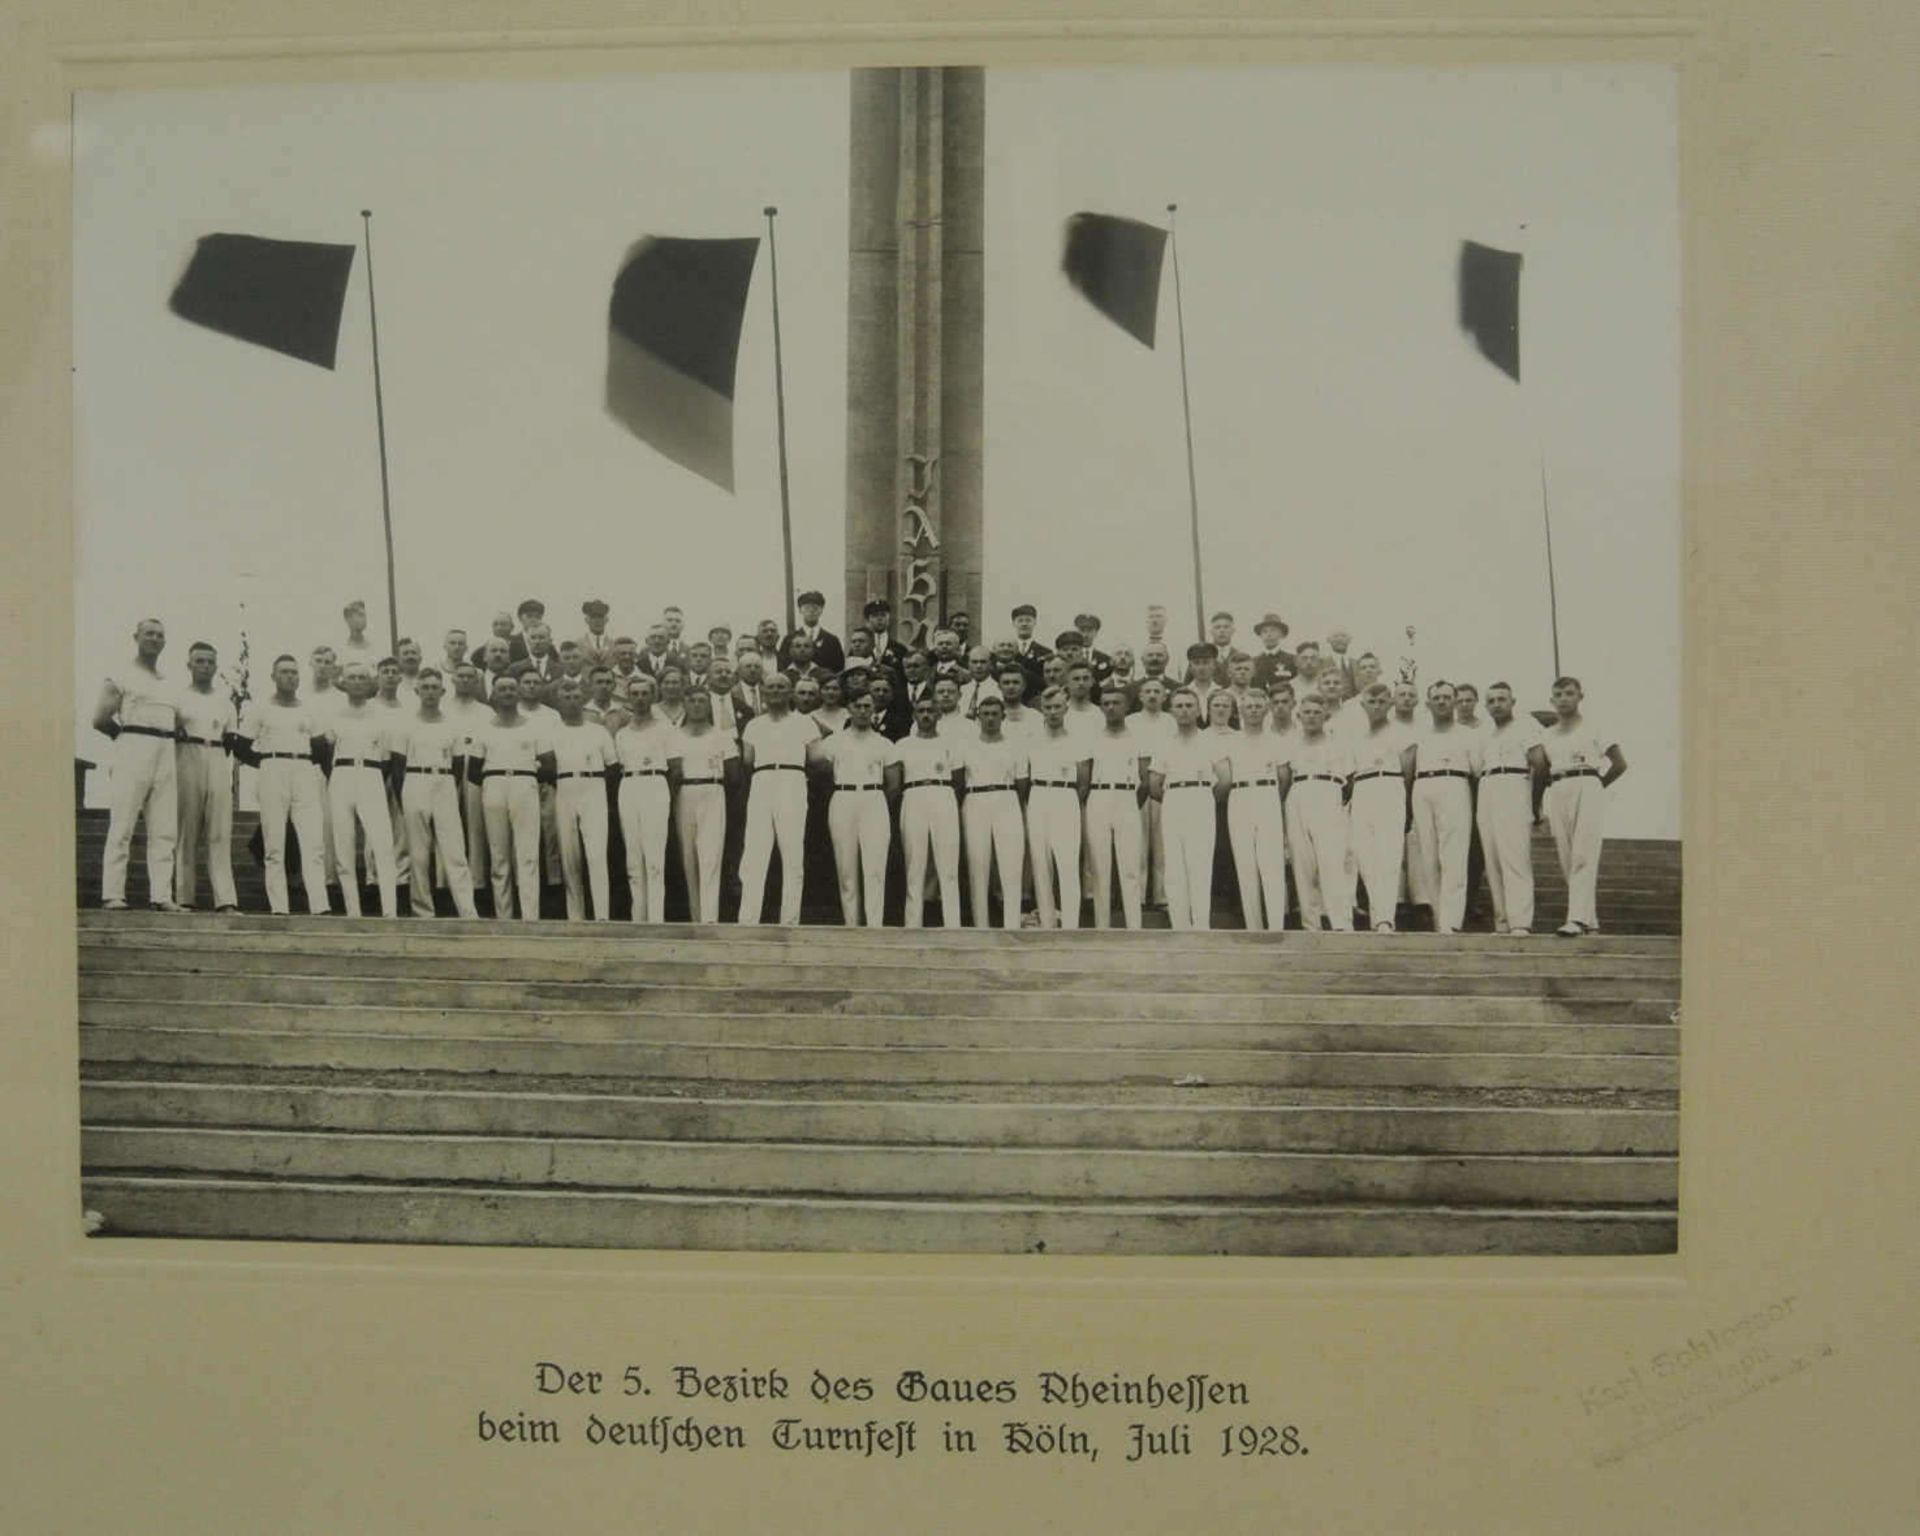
[1010,603,1051,696]
[778,589,845,674]
[1074,613,1114,685]
[1250,612,1296,690]
[782,631,835,691]
[635,625,675,681]
[515,622,561,694]
[510,599,544,666]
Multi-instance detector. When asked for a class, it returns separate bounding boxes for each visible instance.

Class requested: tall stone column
[844,66,985,647]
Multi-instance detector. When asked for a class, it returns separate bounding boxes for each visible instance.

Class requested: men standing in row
[1148,687,1230,930]
[173,639,239,913]
[614,674,677,924]
[324,662,401,918]
[464,673,549,921]
[960,695,1028,929]
[810,690,891,927]
[1409,680,1475,935]
[738,674,820,926]
[887,695,963,928]
[395,666,480,920]
[92,618,184,911]
[235,654,332,915]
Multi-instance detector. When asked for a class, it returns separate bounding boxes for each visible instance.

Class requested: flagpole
[764,206,798,636]
[360,210,400,653]
[1166,204,1206,643]
[1538,457,1562,678]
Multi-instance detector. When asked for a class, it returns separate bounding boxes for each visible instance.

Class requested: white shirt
[1224,730,1284,786]
[614,717,680,775]
[741,710,822,771]
[818,727,892,788]
[959,734,1027,790]
[240,696,321,756]
[467,716,546,774]
[1087,728,1147,790]
[1471,717,1544,775]
[1279,731,1352,783]
[1062,701,1105,743]
[175,686,235,746]
[933,712,979,744]
[998,706,1040,742]
[106,666,178,733]
[672,726,738,782]
[1151,732,1226,789]
[326,703,393,764]
[1024,728,1091,787]
[1412,722,1477,776]
[1350,723,1412,780]
[549,719,615,776]
[1540,716,1618,776]
[888,732,960,787]
[399,714,469,773]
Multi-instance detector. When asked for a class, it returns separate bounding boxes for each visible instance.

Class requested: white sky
[74,65,1678,835]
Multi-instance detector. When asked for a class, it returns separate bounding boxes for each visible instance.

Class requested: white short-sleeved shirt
[1540,718,1618,776]
[398,714,468,772]
[1412,723,1476,776]
[889,732,960,787]
[1152,732,1227,789]
[175,687,235,746]
[326,704,393,763]
[741,710,822,771]
[241,697,322,757]
[446,696,491,749]
[615,718,680,775]
[959,734,1027,790]
[1087,728,1147,790]
[1062,703,1105,743]
[818,727,892,789]
[1472,718,1544,776]
[468,717,546,775]
[549,719,615,776]
[998,707,1040,742]
[1350,724,1412,779]
[1225,730,1284,786]
[1025,729,1091,787]
[933,712,979,744]
[672,726,738,783]
[1281,732,1353,784]
[1128,710,1178,757]
[107,667,179,732]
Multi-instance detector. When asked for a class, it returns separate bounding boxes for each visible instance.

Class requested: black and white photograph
[72,62,1680,1257]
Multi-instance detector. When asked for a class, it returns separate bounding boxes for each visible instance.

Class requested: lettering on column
[899,454,942,646]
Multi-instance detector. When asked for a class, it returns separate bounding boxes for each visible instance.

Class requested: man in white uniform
[1347,683,1415,933]
[1224,688,1287,932]
[234,654,332,915]
[1539,676,1628,936]
[92,617,184,910]
[957,695,1029,930]
[446,661,493,907]
[372,656,415,887]
[1409,680,1477,934]
[613,675,678,924]
[1021,688,1091,929]
[324,661,401,918]
[886,695,963,928]
[1149,688,1231,931]
[1472,682,1549,936]
[1083,683,1148,929]
[173,640,239,912]
[1129,676,1177,910]
[547,675,617,921]
[737,673,821,926]
[809,690,893,927]
[464,673,552,921]
[395,666,480,919]
[1277,694,1353,932]
[669,690,739,923]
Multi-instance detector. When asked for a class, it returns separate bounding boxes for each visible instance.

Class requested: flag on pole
[1062,213,1169,347]
[168,234,357,369]
[605,236,762,492]
[1458,240,1523,382]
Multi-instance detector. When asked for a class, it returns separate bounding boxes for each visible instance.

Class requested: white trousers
[1085,788,1144,929]
[257,758,329,913]
[1226,786,1287,932]
[1349,777,1407,931]
[173,742,236,909]
[1546,776,1608,929]
[555,777,612,921]
[1411,776,1472,933]
[329,765,398,916]
[1477,773,1535,932]
[461,777,490,898]
[539,782,560,886]
[102,731,177,904]
[1161,787,1217,931]
[900,786,961,928]
[738,770,808,925]
[482,775,542,920]
[828,788,889,927]
[387,781,412,885]
[1286,783,1352,931]
[675,783,727,924]
[1140,798,1167,907]
[963,790,1026,930]
[619,775,672,923]
[403,774,478,918]
[1025,787,1081,929]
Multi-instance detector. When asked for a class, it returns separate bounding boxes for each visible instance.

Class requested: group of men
[92,592,1626,935]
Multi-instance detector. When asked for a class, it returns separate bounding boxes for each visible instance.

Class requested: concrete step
[81,1080,1679,1154]
[76,1175,1679,1254]
[80,1024,1679,1090]
[76,938,1681,986]
[76,999,1676,1055]
[81,1125,1676,1206]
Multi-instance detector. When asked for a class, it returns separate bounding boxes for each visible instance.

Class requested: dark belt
[1030,778,1077,788]
[483,769,536,779]
[1552,768,1601,781]
[1351,770,1400,784]
[181,734,225,748]
[1164,779,1211,790]
[334,757,384,769]
[409,766,453,776]
[754,763,804,774]
[968,784,1015,794]
[556,770,602,780]
[1293,772,1342,783]
[1416,769,1470,780]
[1232,778,1279,789]
[1484,766,1531,777]
[258,751,309,761]
[120,724,175,739]
[903,778,952,790]
[623,767,667,778]
[835,782,883,791]
[680,776,722,786]
[1089,780,1137,791]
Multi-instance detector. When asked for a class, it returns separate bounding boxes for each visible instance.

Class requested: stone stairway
[77,912,1680,1256]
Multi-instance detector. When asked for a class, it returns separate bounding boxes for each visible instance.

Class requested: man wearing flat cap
[779,589,845,674]
[578,599,615,669]
[1250,612,1296,691]
[510,598,545,667]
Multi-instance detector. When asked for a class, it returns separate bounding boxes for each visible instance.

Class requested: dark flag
[1458,240,1523,382]
[1062,213,1169,348]
[605,236,762,492]
[168,234,357,369]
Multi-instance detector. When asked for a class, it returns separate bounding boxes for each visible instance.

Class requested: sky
[73,65,1678,835]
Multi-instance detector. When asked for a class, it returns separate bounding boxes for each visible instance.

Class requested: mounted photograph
[72,62,1681,1257]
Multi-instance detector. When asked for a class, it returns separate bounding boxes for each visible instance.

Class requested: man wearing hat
[511,599,545,666]
[578,600,615,669]
[779,590,844,674]
[1251,613,1295,690]
[1074,614,1114,684]
[1183,643,1223,715]
[1009,603,1051,696]
[862,598,910,677]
